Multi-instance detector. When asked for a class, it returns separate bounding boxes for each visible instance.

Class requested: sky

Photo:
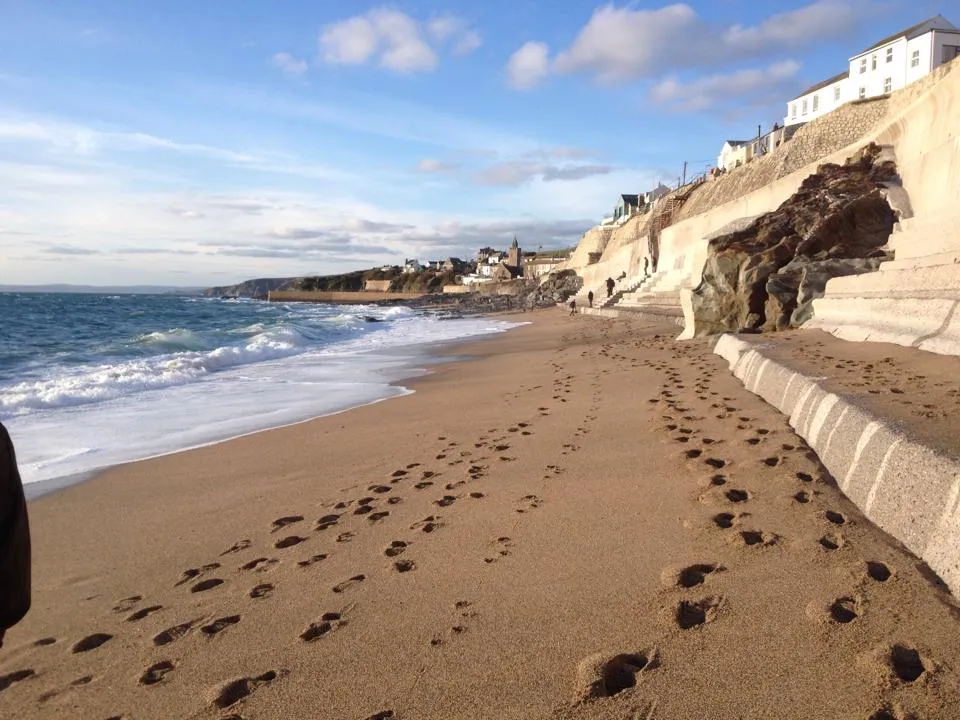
[0,0,951,287]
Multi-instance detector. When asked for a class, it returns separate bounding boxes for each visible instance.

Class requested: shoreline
[4,310,960,720]
[14,313,526,499]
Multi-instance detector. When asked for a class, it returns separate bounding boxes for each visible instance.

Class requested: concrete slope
[809,61,960,352]
[715,333,960,594]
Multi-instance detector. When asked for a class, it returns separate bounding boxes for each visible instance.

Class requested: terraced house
[785,14,959,127]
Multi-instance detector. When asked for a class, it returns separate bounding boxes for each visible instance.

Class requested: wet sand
[2,311,960,720]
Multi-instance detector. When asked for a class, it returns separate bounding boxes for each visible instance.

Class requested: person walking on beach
[0,422,31,648]
[569,298,577,316]
[587,290,594,308]
[606,277,615,298]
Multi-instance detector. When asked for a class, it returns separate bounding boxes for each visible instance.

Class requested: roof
[852,15,956,58]
[723,139,749,147]
[791,71,848,100]
[620,193,639,204]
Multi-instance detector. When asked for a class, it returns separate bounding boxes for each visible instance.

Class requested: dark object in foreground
[0,422,31,647]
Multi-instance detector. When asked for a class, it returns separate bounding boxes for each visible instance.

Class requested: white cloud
[453,30,482,56]
[417,158,460,174]
[319,8,483,74]
[512,1,866,87]
[506,42,551,90]
[270,52,308,76]
[651,60,802,112]
[472,160,612,187]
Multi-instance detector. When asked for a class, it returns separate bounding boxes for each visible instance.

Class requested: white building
[717,140,750,172]
[785,15,960,126]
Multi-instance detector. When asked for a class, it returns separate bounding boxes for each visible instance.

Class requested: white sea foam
[5,311,522,487]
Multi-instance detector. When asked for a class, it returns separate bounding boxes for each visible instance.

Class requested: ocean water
[0,293,521,488]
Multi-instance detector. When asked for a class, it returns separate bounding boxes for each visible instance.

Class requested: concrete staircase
[809,207,960,354]
[615,270,686,320]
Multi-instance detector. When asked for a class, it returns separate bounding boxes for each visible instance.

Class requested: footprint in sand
[819,533,846,551]
[300,612,347,641]
[126,605,163,622]
[249,583,274,599]
[202,615,241,637]
[210,670,283,710]
[297,554,328,568]
[434,495,457,508]
[368,484,392,494]
[175,563,220,587]
[414,481,434,490]
[139,661,175,686]
[484,536,514,563]
[738,530,779,548]
[828,597,860,624]
[241,557,279,572]
[384,541,407,558]
[825,510,847,526]
[675,596,724,629]
[112,595,143,613]
[271,515,304,532]
[515,495,541,513]
[866,561,892,582]
[34,637,57,647]
[394,559,416,573]
[336,531,355,543]
[191,578,225,593]
[368,510,390,522]
[220,539,252,556]
[667,563,723,589]
[72,633,112,653]
[332,575,366,594]
[363,711,395,720]
[154,618,203,646]
[316,514,340,531]
[0,669,35,693]
[411,516,442,533]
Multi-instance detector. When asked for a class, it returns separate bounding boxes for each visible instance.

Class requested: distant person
[606,277,615,298]
[587,290,594,308]
[643,257,650,276]
[0,422,31,648]
[569,298,577,316]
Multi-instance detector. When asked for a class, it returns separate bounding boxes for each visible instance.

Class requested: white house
[785,15,960,126]
[785,71,849,126]
[402,258,423,273]
[717,140,750,172]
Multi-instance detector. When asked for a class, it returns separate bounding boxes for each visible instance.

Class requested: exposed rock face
[691,143,897,335]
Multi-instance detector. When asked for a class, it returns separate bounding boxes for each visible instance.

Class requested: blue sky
[0,0,950,286]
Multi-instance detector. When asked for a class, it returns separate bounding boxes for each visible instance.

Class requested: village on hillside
[262,14,959,305]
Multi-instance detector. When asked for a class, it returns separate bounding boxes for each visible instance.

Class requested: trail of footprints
[4,393,564,716]
[4,328,926,718]
[572,334,924,715]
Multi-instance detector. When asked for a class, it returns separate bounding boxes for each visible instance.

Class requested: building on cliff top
[786,14,959,126]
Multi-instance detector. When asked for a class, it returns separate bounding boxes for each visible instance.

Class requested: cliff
[202,277,297,299]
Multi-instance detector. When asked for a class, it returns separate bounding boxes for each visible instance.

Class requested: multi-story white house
[785,15,960,126]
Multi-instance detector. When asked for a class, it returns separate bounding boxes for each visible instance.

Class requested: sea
[0,292,521,494]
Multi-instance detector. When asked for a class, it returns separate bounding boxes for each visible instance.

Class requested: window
[884,77,892,93]
[912,49,920,67]
[834,85,842,101]
[860,57,867,73]
[802,99,808,114]
[886,47,894,63]
[812,94,819,111]
[858,86,866,99]
[871,54,877,70]
[791,103,797,118]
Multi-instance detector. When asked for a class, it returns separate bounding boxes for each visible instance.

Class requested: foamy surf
[0,292,521,486]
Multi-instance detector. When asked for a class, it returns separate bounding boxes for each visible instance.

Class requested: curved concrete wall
[715,334,960,594]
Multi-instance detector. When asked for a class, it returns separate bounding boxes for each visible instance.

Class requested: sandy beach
[2,310,960,720]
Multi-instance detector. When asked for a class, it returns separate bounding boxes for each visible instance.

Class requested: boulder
[690,143,897,336]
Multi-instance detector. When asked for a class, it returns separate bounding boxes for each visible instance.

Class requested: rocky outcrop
[690,143,897,335]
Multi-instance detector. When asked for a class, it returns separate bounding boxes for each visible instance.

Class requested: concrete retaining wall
[714,334,960,594]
